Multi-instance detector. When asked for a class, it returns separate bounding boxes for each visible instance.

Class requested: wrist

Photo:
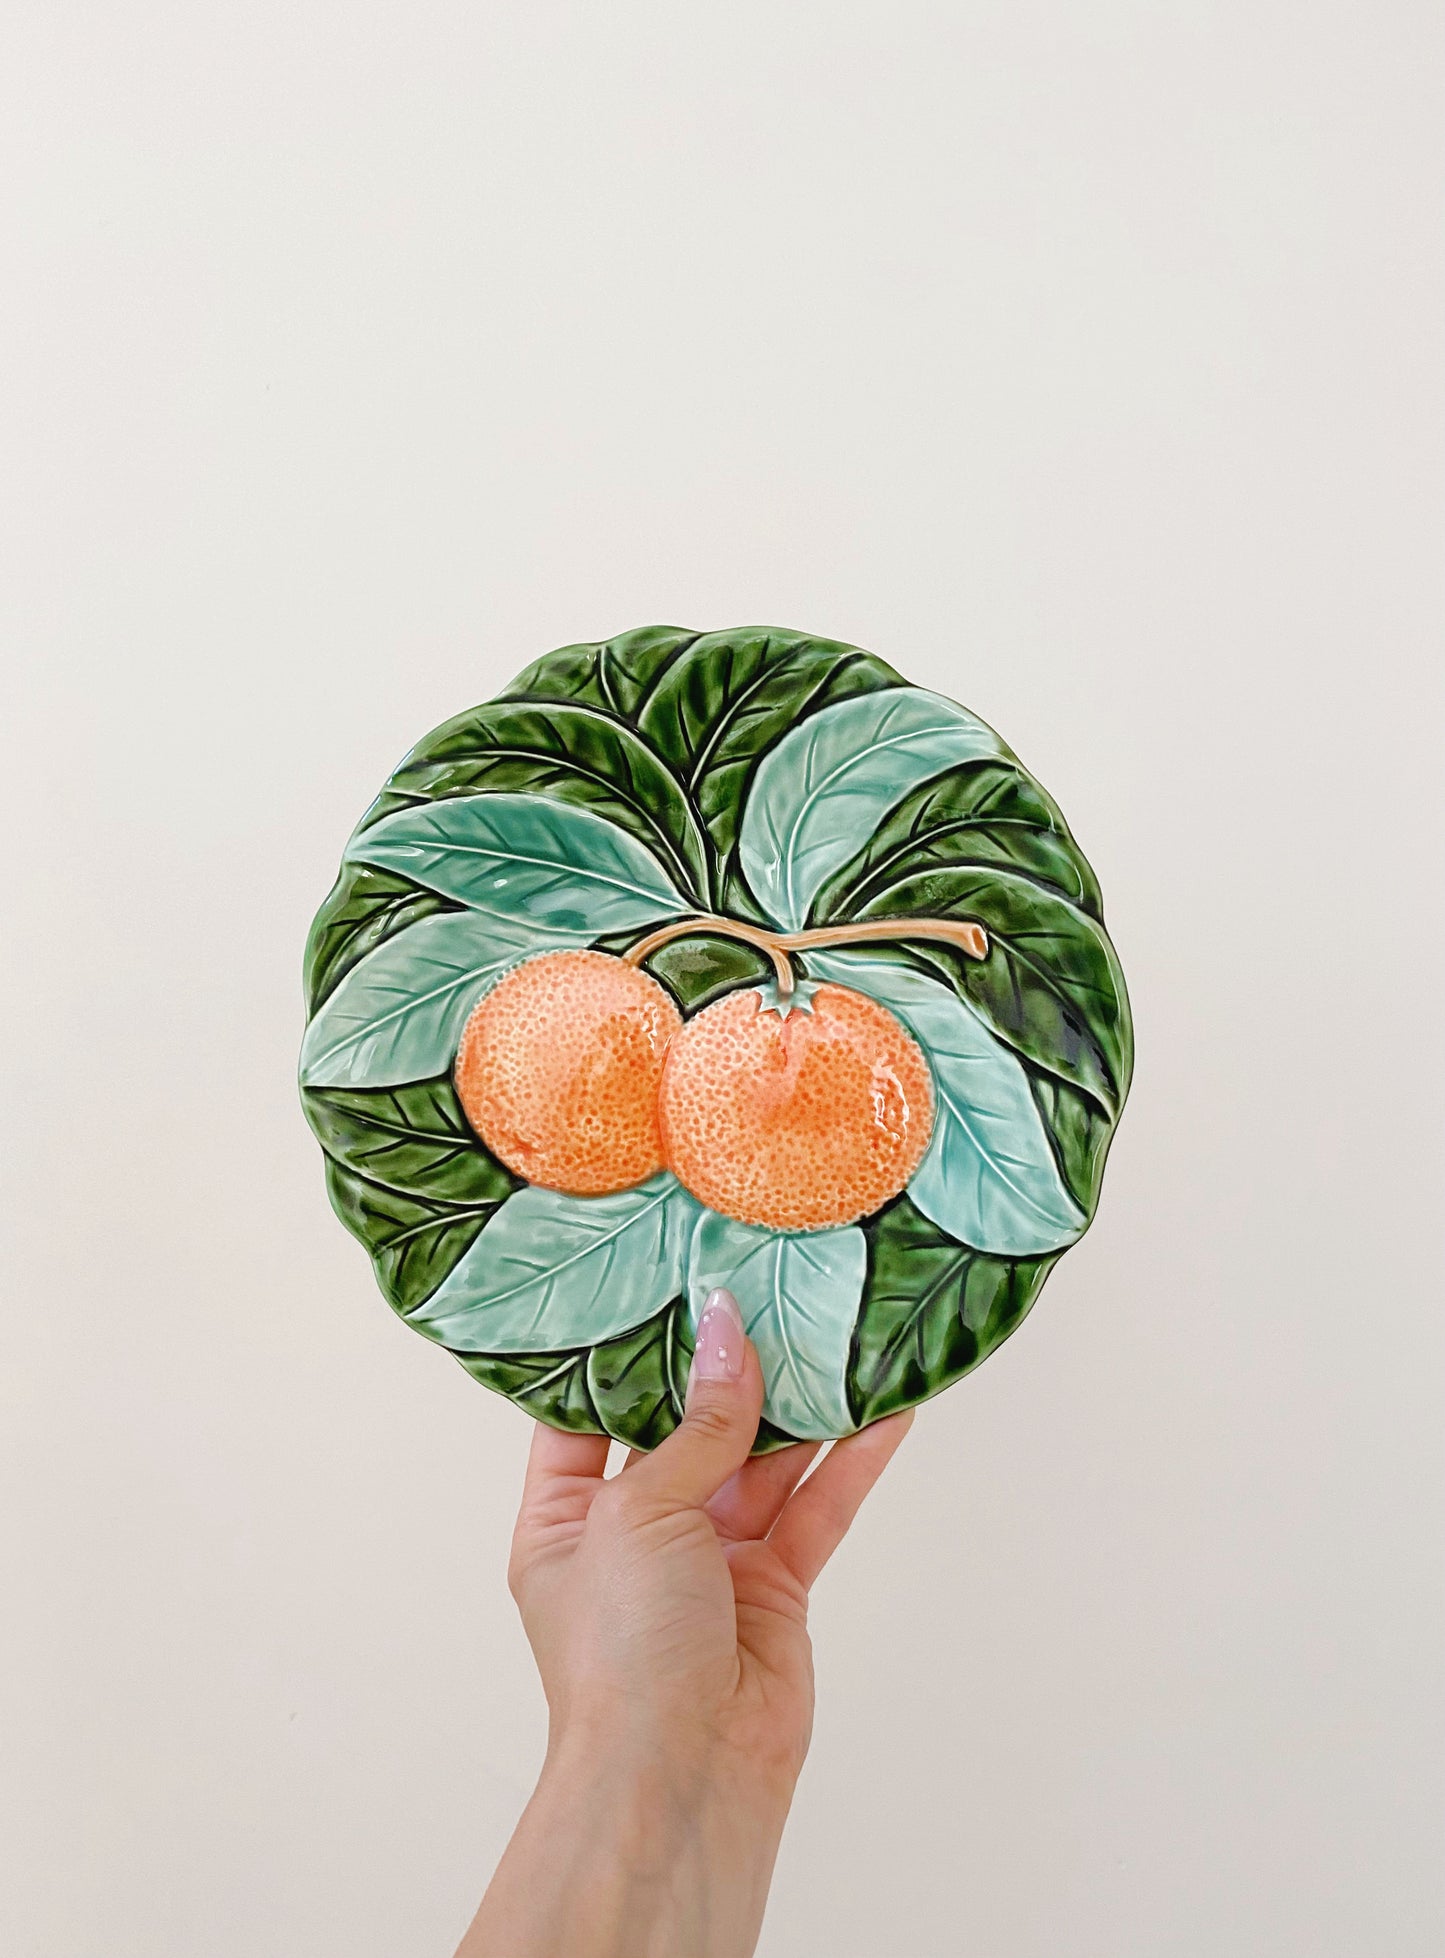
[540,1709,796,1854]
[468,1717,791,1958]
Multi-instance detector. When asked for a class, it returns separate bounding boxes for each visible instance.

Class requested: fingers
[768,1409,914,1590]
[622,1289,764,1511]
[521,1422,611,1504]
[707,1441,822,1542]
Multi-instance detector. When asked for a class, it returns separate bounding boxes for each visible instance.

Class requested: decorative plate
[300,626,1132,1449]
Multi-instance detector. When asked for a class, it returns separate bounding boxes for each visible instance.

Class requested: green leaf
[407,1175,698,1353]
[360,700,710,906]
[686,1212,866,1439]
[501,624,704,721]
[851,1198,1057,1425]
[455,1297,694,1448]
[632,930,773,1015]
[302,1077,517,1205]
[299,910,576,1090]
[303,862,453,1013]
[453,1303,798,1453]
[632,627,902,916]
[739,688,1004,929]
[810,952,1085,1256]
[1029,1074,1116,1217]
[456,1345,603,1433]
[810,758,1103,921]
[346,793,686,934]
[323,1158,502,1312]
[815,864,1132,1119]
[585,1298,695,1446]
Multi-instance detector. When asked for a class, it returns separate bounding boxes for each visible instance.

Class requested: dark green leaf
[750,1417,804,1455]
[359,701,711,907]
[812,865,1131,1119]
[454,1298,692,1448]
[1029,1074,1117,1216]
[501,624,703,721]
[322,1159,502,1313]
[585,925,772,1015]
[633,627,902,917]
[304,862,453,1014]
[454,1300,797,1452]
[811,758,1103,921]
[851,1198,1057,1425]
[450,1300,794,1456]
[586,1298,694,1447]
[303,1077,517,1206]
[456,1345,602,1433]
[641,932,773,1015]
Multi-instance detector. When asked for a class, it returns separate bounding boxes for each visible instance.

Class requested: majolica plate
[300,626,1132,1449]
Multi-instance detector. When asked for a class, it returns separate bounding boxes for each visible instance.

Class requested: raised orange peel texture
[659,981,934,1231]
[454,949,680,1195]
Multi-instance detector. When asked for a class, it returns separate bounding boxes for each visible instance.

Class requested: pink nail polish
[690,1287,745,1386]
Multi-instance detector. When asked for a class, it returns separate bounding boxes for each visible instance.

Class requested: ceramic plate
[300,626,1132,1448]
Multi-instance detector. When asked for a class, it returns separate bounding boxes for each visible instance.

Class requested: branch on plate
[621,913,989,999]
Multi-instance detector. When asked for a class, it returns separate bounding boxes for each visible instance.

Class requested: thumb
[626,1288,762,1509]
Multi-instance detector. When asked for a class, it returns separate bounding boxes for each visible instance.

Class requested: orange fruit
[455,950,681,1195]
[659,981,934,1231]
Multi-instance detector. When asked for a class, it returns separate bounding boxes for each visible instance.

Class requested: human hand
[458,1286,912,1958]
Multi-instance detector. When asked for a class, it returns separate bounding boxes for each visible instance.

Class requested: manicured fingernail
[690,1287,745,1387]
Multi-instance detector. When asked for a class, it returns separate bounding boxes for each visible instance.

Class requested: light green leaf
[408,1175,698,1352]
[303,862,454,1013]
[810,951,1085,1256]
[808,756,1103,921]
[836,864,1132,1118]
[359,699,711,904]
[298,910,579,1090]
[345,793,685,934]
[739,689,1003,929]
[632,626,901,914]
[686,1212,865,1439]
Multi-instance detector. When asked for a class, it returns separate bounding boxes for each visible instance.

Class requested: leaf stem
[621,914,989,997]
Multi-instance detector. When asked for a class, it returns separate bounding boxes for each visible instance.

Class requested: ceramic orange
[658,979,935,1231]
[455,950,678,1195]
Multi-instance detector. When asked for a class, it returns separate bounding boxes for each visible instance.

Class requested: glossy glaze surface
[455,950,678,1195]
[300,625,1133,1446]
[658,980,934,1232]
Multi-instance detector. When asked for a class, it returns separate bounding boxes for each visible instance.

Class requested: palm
[510,1417,908,1779]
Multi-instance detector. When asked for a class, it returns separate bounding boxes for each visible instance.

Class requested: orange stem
[621,915,798,993]
[777,918,988,962]
[621,913,989,997]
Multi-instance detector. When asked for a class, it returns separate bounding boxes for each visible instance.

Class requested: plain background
[3,4,1442,1954]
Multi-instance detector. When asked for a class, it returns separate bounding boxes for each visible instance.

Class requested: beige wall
[3,5,1441,1954]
